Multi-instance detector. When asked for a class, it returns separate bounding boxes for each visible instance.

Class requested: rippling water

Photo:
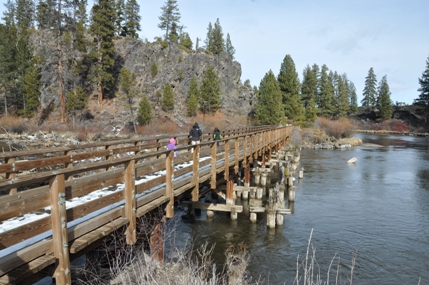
[175,133,429,285]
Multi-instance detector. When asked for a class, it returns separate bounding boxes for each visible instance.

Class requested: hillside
[30,31,255,132]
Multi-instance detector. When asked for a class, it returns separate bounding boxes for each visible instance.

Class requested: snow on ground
[0,155,217,258]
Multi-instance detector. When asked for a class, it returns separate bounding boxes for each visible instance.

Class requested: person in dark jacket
[213,127,222,146]
[189,122,202,153]
[213,127,222,141]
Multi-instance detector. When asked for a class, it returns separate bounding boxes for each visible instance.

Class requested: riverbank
[355,129,429,137]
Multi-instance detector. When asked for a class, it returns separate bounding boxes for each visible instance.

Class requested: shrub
[0,116,29,134]
[315,117,355,139]
[151,62,158,77]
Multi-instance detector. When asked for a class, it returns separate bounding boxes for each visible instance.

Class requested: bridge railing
[0,126,292,285]
[0,125,274,195]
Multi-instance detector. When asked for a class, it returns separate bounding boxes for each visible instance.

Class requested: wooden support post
[244,163,250,188]
[50,174,72,285]
[6,157,17,194]
[65,150,73,181]
[249,135,253,163]
[234,138,239,174]
[243,136,247,166]
[105,145,113,171]
[224,139,230,181]
[124,160,136,244]
[226,174,234,206]
[210,143,217,190]
[134,141,142,155]
[165,152,174,218]
[150,223,163,263]
[192,145,200,202]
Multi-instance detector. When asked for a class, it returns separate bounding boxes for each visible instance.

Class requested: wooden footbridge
[0,125,293,285]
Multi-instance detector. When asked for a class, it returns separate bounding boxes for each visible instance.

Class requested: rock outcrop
[30,31,255,130]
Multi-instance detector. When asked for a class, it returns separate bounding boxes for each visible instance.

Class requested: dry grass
[315,118,355,139]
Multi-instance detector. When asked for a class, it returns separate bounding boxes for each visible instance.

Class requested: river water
[175,133,429,285]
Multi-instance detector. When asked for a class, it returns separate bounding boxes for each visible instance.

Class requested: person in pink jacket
[166,138,178,157]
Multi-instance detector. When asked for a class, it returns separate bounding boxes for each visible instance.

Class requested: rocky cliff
[30,31,255,130]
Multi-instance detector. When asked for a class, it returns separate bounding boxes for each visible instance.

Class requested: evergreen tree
[158,0,180,42]
[200,66,221,113]
[179,31,192,50]
[137,94,152,125]
[90,0,116,104]
[115,0,126,36]
[162,82,174,111]
[168,21,179,43]
[335,74,349,117]
[22,57,41,117]
[361,67,377,107]
[124,0,140,38]
[305,98,317,122]
[311,64,320,106]
[225,33,235,60]
[119,67,139,133]
[208,18,224,55]
[318,64,335,117]
[186,76,199,116]
[301,65,318,109]
[243,79,251,89]
[204,22,212,50]
[349,81,358,113]
[376,75,392,121]
[16,0,34,32]
[36,0,57,29]
[65,86,88,126]
[255,70,282,125]
[414,55,429,122]
[277,54,304,121]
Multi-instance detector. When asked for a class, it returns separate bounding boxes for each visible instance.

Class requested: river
[175,133,429,285]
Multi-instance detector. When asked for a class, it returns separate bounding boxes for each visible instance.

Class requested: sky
[137,0,429,105]
[2,0,429,105]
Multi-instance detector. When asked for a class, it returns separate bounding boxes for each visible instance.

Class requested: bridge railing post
[223,139,230,182]
[210,142,217,190]
[234,138,239,174]
[165,152,174,218]
[50,173,72,284]
[192,145,200,202]
[124,159,136,244]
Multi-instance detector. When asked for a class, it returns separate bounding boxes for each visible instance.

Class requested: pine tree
[255,70,282,125]
[179,32,192,50]
[36,0,57,29]
[119,67,139,133]
[115,0,126,36]
[16,0,34,32]
[225,33,235,60]
[200,66,221,113]
[137,94,152,125]
[90,0,116,104]
[277,54,303,121]
[377,75,392,121]
[187,76,199,116]
[204,22,213,50]
[361,67,377,107]
[65,86,88,126]
[158,0,180,42]
[243,79,251,89]
[301,65,318,109]
[349,81,358,113]
[209,18,224,55]
[318,64,335,117]
[335,75,349,117]
[168,21,179,43]
[162,83,174,111]
[124,0,140,38]
[305,98,317,122]
[22,57,41,118]
[414,55,429,122]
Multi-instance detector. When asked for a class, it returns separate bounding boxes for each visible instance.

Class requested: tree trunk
[58,0,65,123]
[97,40,103,105]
